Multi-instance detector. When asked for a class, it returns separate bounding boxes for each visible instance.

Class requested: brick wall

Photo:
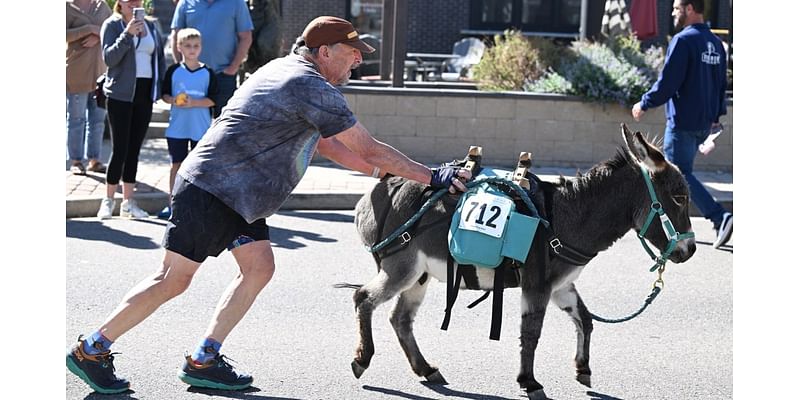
[280,0,346,48]
[340,88,733,171]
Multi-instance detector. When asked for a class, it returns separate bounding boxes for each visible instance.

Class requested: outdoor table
[406,52,460,81]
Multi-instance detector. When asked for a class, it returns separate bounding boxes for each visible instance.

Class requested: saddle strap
[441,255,463,331]
[489,262,505,341]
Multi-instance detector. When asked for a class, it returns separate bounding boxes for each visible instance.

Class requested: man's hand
[631,102,645,121]
[222,65,239,76]
[430,166,472,194]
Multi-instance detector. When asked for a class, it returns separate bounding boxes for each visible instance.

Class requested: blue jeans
[66,92,106,161]
[663,126,728,228]
[212,72,237,118]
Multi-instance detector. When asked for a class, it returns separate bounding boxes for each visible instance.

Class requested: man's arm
[327,122,432,184]
[171,29,181,64]
[223,31,253,75]
[316,135,383,178]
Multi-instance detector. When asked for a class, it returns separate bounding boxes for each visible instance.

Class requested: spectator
[170,0,253,118]
[96,0,166,219]
[66,16,470,394]
[632,0,732,249]
[66,0,112,175]
[158,28,218,219]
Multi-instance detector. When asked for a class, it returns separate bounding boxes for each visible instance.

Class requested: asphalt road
[66,212,732,400]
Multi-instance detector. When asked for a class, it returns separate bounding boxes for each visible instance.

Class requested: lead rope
[587,164,694,323]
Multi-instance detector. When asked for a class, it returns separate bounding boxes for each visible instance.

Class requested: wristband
[371,166,380,178]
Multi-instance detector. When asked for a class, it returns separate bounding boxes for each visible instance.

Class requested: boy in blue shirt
[159,28,218,218]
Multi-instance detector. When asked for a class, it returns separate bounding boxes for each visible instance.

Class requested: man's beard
[673,14,686,30]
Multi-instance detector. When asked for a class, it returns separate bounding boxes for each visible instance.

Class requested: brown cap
[302,16,375,54]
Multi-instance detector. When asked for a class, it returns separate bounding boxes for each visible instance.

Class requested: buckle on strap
[549,238,562,254]
[399,231,412,245]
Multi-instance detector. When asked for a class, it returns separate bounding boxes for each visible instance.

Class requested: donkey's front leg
[552,283,594,387]
[517,286,551,400]
[389,276,447,383]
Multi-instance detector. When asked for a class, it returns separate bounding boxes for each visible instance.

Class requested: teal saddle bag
[447,169,540,268]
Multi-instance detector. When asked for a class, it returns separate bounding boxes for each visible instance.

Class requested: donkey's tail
[333,283,363,290]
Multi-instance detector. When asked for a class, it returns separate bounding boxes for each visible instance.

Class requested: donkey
[345,124,696,399]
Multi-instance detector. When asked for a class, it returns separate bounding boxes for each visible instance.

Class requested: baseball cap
[302,16,376,54]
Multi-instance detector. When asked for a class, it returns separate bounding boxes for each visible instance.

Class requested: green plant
[527,37,664,106]
[471,30,549,92]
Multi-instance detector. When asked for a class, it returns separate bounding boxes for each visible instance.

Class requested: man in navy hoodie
[632,0,732,249]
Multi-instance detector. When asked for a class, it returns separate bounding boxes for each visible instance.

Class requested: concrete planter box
[341,86,733,172]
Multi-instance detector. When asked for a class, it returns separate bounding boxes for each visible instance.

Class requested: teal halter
[637,164,696,274]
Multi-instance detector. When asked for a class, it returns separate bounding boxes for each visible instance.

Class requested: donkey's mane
[554,147,634,199]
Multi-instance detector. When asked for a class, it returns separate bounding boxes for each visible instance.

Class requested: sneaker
[70,162,86,176]
[121,199,150,219]
[157,205,172,220]
[712,212,733,249]
[178,353,253,390]
[97,198,114,220]
[65,336,130,394]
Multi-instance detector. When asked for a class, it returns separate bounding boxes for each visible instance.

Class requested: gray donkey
[345,124,696,399]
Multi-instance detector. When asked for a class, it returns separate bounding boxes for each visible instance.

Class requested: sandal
[87,161,107,173]
[70,162,86,176]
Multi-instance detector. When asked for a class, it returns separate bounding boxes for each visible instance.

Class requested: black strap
[440,255,463,331]
[489,262,505,340]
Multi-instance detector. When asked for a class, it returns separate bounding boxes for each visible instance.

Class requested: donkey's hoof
[576,373,592,387]
[351,360,367,379]
[527,388,547,400]
[425,370,448,384]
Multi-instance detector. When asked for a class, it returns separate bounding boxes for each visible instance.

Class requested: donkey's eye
[672,195,688,206]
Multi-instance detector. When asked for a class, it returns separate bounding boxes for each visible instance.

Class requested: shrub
[528,36,665,106]
[471,30,549,92]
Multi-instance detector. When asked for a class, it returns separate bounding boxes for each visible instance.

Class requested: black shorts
[166,138,199,164]
[162,175,270,263]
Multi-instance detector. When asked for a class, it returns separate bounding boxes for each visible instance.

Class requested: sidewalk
[66,138,733,218]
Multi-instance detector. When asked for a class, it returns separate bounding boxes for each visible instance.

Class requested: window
[347,0,384,38]
[470,0,583,34]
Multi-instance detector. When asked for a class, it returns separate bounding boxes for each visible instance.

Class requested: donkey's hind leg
[389,276,447,384]
[551,283,594,387]
[351,269,422,379]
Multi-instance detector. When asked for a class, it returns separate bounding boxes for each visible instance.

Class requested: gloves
[430,166,460,190]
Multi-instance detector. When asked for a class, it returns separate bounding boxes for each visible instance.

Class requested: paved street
[66,212,732,400]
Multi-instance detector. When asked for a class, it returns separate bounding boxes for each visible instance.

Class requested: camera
[133,7,145,21]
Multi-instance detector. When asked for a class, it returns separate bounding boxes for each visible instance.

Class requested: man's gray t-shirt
[178,54,357,223]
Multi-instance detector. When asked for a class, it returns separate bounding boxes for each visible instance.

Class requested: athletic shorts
[162,175,270,263]
[166,138,199,164]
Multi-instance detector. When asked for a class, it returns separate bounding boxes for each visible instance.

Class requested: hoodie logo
[701,42,721,65]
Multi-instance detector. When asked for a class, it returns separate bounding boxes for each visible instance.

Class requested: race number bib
[457,192,513,238]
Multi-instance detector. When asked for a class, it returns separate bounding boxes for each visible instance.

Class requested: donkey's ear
[621,123,666,172]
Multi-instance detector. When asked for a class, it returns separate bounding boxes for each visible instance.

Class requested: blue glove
[430,166,460,190]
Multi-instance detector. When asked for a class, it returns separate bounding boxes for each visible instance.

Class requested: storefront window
[348,0,383,38]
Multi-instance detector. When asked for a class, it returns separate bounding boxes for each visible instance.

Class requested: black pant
[105,78,153,185]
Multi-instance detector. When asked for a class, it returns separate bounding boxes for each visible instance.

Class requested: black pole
[391,0,408,87]
[380,0,394,80]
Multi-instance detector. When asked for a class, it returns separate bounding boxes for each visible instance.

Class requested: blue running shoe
[66,336,130,394]
[157,206,171,220]
[178,353,253,390]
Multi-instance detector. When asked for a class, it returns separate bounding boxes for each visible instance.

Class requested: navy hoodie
[640,23,727,131]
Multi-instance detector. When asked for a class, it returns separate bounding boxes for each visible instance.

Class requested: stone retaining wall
[341,87,733,172]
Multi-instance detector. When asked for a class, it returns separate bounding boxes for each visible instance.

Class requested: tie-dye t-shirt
[177,54,357,223]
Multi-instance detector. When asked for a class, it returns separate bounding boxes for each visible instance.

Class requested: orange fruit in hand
[175,93,188,106]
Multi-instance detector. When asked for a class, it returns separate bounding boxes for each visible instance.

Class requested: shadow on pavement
[186,385,302,399]
[66,220,164,249]
[420,381,519,400]
[587,390,625,400]
[82,390,139,400]
[269,225,339,249]
[277,210,355,223]
[361,385,437,400]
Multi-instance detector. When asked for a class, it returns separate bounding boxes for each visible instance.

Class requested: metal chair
[441,37,486,81]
